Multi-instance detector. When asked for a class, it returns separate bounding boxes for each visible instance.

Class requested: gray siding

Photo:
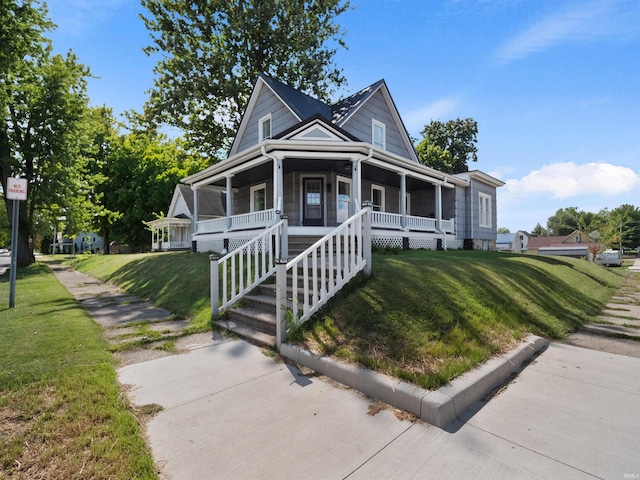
[455,185,468,239]
[236,88,299,153]
[340,90,413,160]
[464,179,497,241]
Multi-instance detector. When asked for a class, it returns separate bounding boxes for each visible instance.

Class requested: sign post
[6,177,28,308]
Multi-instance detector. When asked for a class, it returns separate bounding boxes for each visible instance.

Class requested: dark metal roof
[259,73,332,121]
[331,79,385,126]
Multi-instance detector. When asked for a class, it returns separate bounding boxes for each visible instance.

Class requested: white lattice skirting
[196,236,275,254]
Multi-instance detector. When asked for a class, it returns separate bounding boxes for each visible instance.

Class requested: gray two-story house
[183,73,504,253]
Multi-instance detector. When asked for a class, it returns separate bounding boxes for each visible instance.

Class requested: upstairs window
[372,119,385,149]
[479,193,492,228]
[259,114,272,142]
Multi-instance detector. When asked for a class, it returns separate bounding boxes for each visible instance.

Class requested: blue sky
[45,0,640,232]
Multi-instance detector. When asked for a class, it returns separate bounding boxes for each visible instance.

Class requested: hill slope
[68,250,626,388]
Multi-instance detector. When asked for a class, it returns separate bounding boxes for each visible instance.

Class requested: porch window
[337,176,351,223]
[372,119,385,149]
[250,183,266,211]
[479,192,491,228]
[259,114,271,142]
[371,185,385,212]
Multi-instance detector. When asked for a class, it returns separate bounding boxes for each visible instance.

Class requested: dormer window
[372,119,385,149]
[259,114,272,142]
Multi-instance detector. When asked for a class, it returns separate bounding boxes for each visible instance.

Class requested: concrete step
[226,306,276,335]
[214,318,276,347]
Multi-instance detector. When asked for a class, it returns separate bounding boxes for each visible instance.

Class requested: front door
[303,178,324,226]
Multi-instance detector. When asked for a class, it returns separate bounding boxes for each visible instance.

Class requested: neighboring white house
[52,231,103,254]
[496,230,530,253]
[148,184,226,251]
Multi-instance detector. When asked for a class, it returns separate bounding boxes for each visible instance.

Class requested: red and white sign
[6,177,28,200]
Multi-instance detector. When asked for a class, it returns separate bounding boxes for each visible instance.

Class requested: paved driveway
[119,339,640,479]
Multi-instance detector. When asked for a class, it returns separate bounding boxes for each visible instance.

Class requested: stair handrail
[275,204,372,347]
[210,217,287,317]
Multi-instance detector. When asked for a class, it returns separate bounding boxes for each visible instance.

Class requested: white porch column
[225,175,234,230]
[351,158,361,214]
[435,184,443,232]
[273,156,283,213]
[192,186,200,236]
[399,173,407,229]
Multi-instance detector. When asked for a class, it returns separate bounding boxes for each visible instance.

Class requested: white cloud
[493,1,632,63]
[505,162,640,199]
[402,96,463,136]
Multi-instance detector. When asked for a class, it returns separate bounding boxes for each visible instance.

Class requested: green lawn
[304,250,627,389]
[0,263,157,479]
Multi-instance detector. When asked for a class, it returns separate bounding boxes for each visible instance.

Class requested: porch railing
[371,211,455,234]
[210,218,286,316]
[275,205,372,346]
[152,240,192,251]
[198,208,277,234]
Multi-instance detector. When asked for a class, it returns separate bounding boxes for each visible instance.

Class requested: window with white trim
[371,185,385,212]
[372,119,385,149]
[479,193,492,228]
[250,183,266,212]
[259,114,271,142]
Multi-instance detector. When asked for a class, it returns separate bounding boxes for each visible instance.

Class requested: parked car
[595,249,623,267]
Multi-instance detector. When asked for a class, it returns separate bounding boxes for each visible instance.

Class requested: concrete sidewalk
[45,257,640,479]
[119,339,640,479]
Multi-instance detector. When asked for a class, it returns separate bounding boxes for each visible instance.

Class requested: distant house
[148,184,226,252]
[527,230,598,259]
[496,230,530,253]
[52,231,103,254]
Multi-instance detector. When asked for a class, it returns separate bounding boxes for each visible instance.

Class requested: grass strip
[0,263,157,479]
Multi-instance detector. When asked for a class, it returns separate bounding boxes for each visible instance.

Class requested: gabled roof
[274,113,360,142]
[229,74,420,162]
[170,185,226,218]
[259,73,332,120]
[497,233,517,244]
[527,230,596,249]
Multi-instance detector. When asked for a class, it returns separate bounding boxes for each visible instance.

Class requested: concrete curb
[280,335,549,428]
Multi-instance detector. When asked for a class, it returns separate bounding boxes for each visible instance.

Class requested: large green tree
[1,0,91,266]
[140,0,351,157]
[545,207,580,236]
[99,130,208,251]
[415,118,478,174]
[599,204,640,250]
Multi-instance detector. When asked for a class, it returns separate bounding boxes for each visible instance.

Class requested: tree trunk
[5,198,35,267]
[103,227,110,254]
